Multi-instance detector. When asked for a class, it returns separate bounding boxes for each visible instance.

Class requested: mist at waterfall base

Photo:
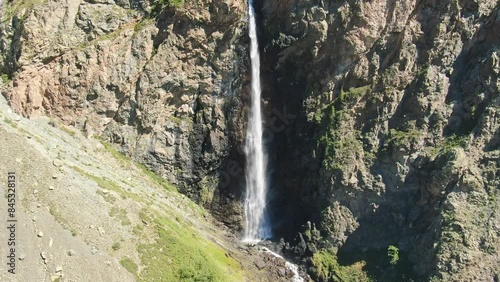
[242,0,272,243]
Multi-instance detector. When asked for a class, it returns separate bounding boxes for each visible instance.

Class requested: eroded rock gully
[1,0,499,281]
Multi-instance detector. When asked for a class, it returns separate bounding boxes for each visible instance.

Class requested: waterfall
[243,0,271,243]
[238,3,305,281]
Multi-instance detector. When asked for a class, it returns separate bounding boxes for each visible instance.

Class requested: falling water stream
[243,2,305,281]
[243,0,270,243]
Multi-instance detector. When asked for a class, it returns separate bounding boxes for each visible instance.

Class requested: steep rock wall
[257,0,499,280]
[0,0,249,228]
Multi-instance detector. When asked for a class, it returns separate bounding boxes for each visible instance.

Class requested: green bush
[310,249,372,282]
[1,73,10,84]
[384,129,421,150]
[387,245,399,265]
[120,257,138,275]
[109,207,131,225]
[112,242,121,251]
[338,85,371,106]
[433,134,468,156]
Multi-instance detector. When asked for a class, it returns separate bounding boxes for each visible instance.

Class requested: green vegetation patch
[310,249,372,282]
[96,190,117,203]
[49,204,68,228]
[312,84,374,172]
[120,257,139,275]
[1,0,47,22]
[96,137,176,192]
[338,85,371,106]
[1,73,10,84]
[153,0,184,10]
[132,224,144,235]
[112,242,122,251]
[136,163,176,192]
[60,125,77,137]
[134,18,154,33]
[109,207,132,225]
[315,105,363,171]
[3,118,18,129]
[431,134,468,156]
[384,129,421,151]
[387,245,399,265]
[71,166,142,202]
[150,0,185,17]
[95,137,130,167]
[136,213,244,282]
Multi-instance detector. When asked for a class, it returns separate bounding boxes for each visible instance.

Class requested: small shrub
[120,257,138,275]
[112,242,121,251]
[1,73,10,84]
[132,224,144,235]
[384,129,421,150]
[310,249,372,282]
[434,135,468,155]
[338,85,371,106]
[387,245,399,265]
[109,207,131,225]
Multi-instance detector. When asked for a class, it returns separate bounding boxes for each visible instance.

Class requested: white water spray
[243,0,271,242]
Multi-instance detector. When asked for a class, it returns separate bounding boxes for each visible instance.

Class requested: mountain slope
[0,94,275,281]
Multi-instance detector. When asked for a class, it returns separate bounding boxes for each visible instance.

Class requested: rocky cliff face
[1,0,499,281]
[1,0,249,228]
[257,0,499,280]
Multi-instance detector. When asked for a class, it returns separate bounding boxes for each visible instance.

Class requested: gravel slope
[0,95,289,282]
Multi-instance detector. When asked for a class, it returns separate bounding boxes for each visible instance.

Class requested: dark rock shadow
[444,6,500,137]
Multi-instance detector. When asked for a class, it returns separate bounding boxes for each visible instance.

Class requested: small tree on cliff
[387,245,399,266]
